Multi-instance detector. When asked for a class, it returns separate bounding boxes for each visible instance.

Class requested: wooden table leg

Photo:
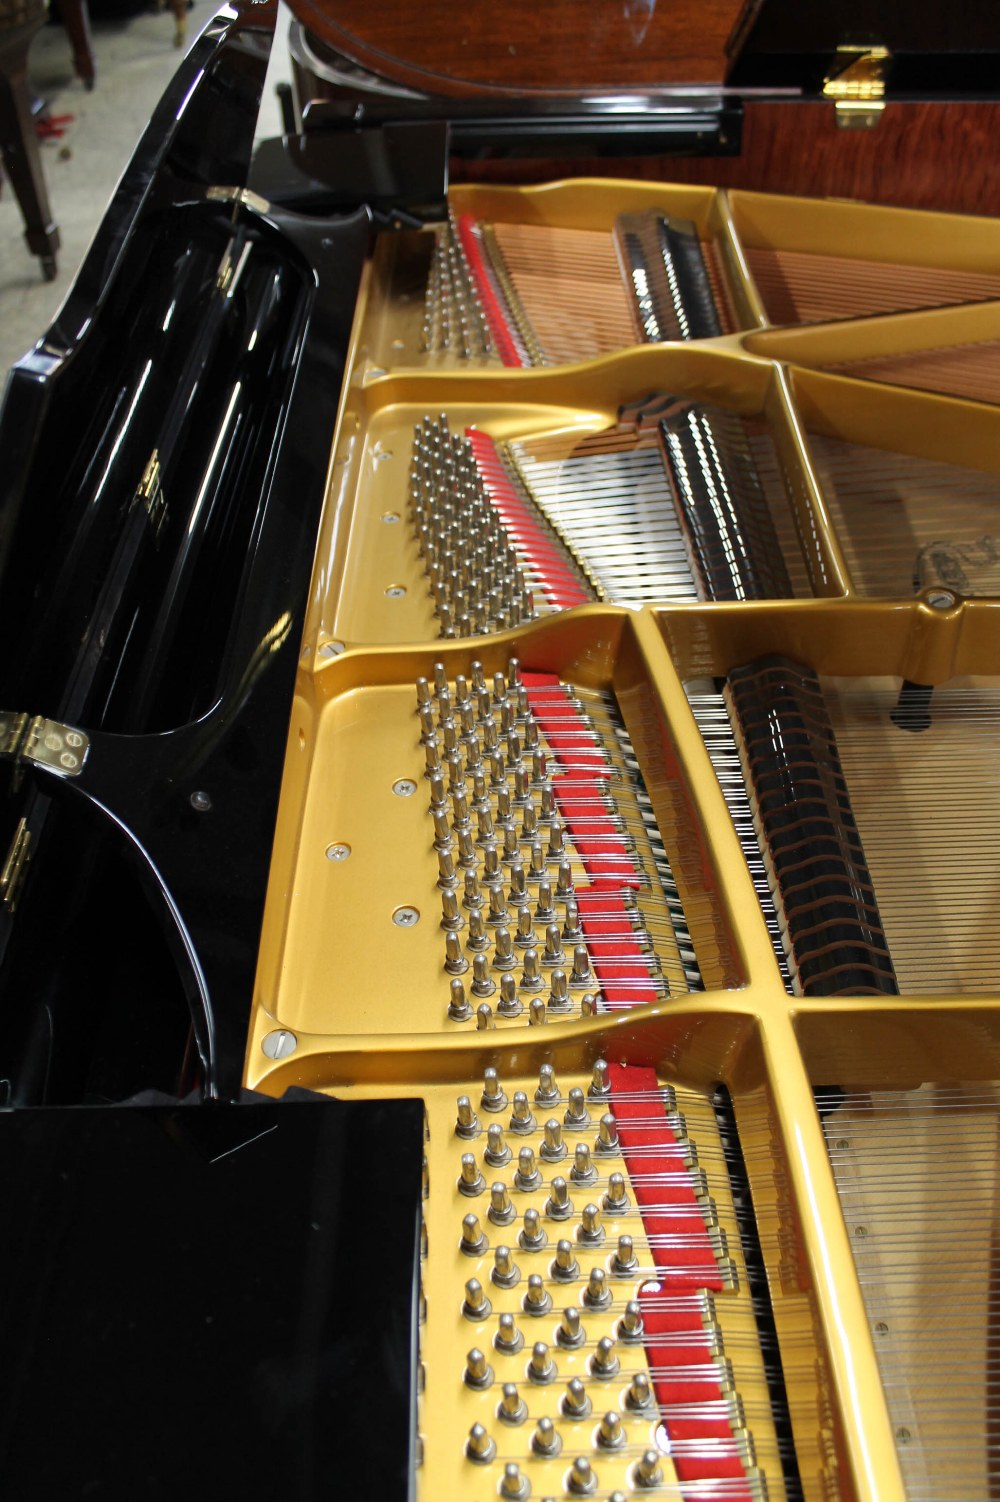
[0,16,60,280]
[60,0,95,90]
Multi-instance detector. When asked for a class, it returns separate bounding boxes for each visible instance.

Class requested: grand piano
[0,2,998,1497]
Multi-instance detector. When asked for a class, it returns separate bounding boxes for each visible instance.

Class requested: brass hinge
[0,818,31,913]
[823,44,890,130]
[0,712,89,777]
[134,449,167,541]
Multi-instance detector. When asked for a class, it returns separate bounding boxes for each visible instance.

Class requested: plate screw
[393,779,417,797]
[385,585,407,598]
[261,1029,297,1060]
[319,640,346,658]
[381,512,400,524]
[393,906,420,927]
[190,790,212,812]
[326,843,351,861]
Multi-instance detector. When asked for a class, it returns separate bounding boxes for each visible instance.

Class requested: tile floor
[0,0,289,375]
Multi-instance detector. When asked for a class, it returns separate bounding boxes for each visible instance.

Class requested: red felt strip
[455,215,523,368]
[611,1064,753,1494]
[574,889,651,1007]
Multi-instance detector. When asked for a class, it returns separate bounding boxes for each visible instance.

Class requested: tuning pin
[494,928,516,970]
[467,909,488,951]
[495,785,513,828]
[455,1095,480,1138]
[483,843,502,886]
[494,1312,524,1355]
[535,880,554,922]
[551,1238,579,1283]
[603,1172,629,1214]
[634,1451,663,1489]
[562,898,582,941]
[590,1335,619,1379]
[515,1146,541,1192]
[461,1212,488,1256]
[561,1377,591,1420]
[531,1416,561,1456]
[492,1245,519,1289]
[470,660,486,694]
[523,1274,553,1316]
[497,1382,527,1426]
[522,955,542,1001]
[626,1371,653,1410]
[433,662,449,698]
[513,904,535,948]
[564,1088,590,1127]
[465,1348,493,1390]
[521,801,538,840]
[496,973,522,1018]
[548,970,571,1013]
[463,869,484,909]
[471,953,496,1000]
[541,1118,566,1162]
[568,1457,597,1495]
[465,1421,496,1461]
[476,1003,494,1031]
[487,885,509,928]
[589,1058,611,1098]
[578,1204,604,1245]
[527,1341,556,1385]
[536,1063,560,1105]
[528,997,546,1026]
[569,946,591,988]
[612,1235,638,1275]
[546,1176,573,1221]
[571,1143,596,1186]
[556,1305,585,1349]
[459,1153,485,1196]
[492,669,508,705]
[580,993,598,1017]
[500,1462,528,1500]
[584,1267,611,1309]
[440,889,463,932]
[618,1299,644,1341]
[445,933,469,977]
[489,1182,516,1227]
[542,923,563,966]
[460,1272,492,1323]
[531,748,547,786]
[556,859,574,898]
[428,772,447,811]
[508,861,526,901]
[415,676,432,708]
[502,823,520,863]
[509,1091,535,1135]
[597,1411,624,1449]
[485,1122,511,1168]
[520,1207,546,1251]
[595,1112,620,1155]
[437,848,458,890]
[448,979,472,1022]
[481,1068,506,1113]
[528,840,546,881]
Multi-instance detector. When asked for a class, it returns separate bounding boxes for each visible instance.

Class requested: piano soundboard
[244,180,1000,1502]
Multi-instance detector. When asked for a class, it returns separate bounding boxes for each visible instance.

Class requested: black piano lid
[0,1091,423,1499]
[0,1,370,1105]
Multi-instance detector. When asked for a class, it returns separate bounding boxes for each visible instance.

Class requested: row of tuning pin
[467,1426,666,1495]
[421,218,491,358]
[455,1061,610,1131]
[410,416,535,636]
[418,660,653,1024]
